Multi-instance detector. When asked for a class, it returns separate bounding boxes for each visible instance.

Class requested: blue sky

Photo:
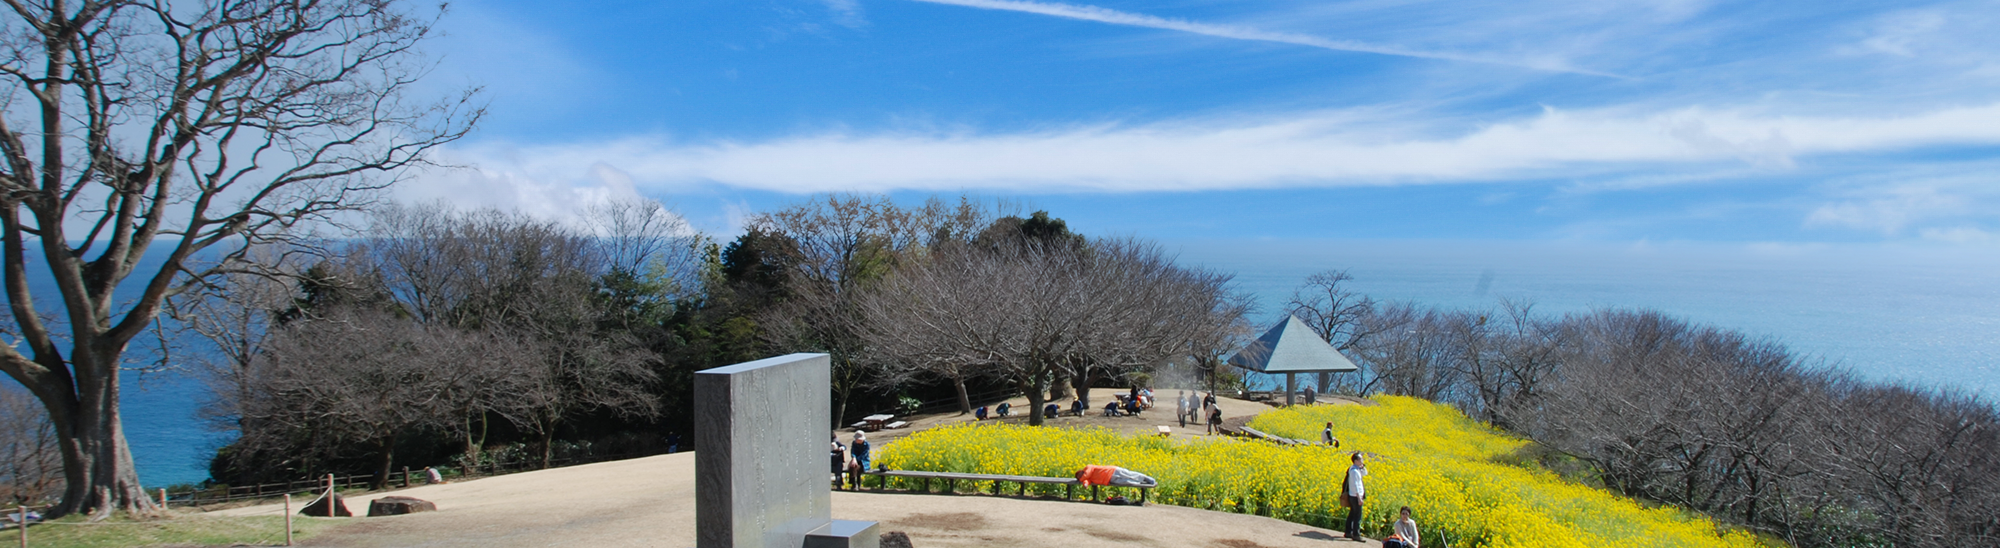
[403,0,2000,246]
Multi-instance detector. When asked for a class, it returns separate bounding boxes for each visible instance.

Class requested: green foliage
[18,515,338,548]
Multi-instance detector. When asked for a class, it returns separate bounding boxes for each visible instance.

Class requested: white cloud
[905,0,1617,76]
[1855,9,1947,57]
[401,148,658,228]
[824,0,868,28]
[419,102,2000,195]
[1802,179,2000,236]
[1920,226,1994,243]
[1805,189,1961,235]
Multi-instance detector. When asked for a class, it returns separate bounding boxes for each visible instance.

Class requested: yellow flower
[878,396,1778,548]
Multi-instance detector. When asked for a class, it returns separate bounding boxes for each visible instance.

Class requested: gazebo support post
[1285,373,1297,406]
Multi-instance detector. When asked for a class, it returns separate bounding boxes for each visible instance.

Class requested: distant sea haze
[111,238,2000,487]
[1170,239,2000,399]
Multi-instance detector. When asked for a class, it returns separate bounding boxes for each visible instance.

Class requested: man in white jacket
[1342,453,1367,540]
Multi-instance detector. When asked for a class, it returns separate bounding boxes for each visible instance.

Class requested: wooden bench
[856,470,1149,504]
[1238,426,1312,446]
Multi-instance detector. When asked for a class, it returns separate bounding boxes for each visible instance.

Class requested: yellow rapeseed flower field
[878,396,1774,548]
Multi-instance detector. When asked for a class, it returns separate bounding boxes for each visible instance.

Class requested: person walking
[1207,406,1223,435]
[1322,422,1341,447]
[1342,453,1368,540]
[1177,391,1190,428]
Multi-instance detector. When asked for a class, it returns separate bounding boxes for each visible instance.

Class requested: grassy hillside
[880,396,1775,548]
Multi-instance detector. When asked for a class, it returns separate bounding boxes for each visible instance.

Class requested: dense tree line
[855,234,1246,425]
[190,194,1242,488]
[205,203,680,487]
[1289,270,2000,548]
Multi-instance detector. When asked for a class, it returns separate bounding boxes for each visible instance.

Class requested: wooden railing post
[284,494,294,546]
[16,505,26,548]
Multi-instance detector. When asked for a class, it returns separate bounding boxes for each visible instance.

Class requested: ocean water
[44,238,2000,488]
[1169,239,2000,398]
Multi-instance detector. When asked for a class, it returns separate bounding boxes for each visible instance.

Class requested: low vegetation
[11,515,336,548]
[881,396,1774,548]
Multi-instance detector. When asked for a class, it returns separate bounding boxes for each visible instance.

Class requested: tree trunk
[39,354,156,518]
[1072,373,1096,410]
[1023,377,1048,427]
[372,437,396,489]
[463,416,482,468]
[832,389,850,430]
[1048,372,1071,402]
[953,377,972,414]
[540,427,556,469]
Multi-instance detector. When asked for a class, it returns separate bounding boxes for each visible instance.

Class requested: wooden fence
[160,448,668,508]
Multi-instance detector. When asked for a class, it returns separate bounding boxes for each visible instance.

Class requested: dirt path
[216,451,1380,548]
[211,395,1379,548]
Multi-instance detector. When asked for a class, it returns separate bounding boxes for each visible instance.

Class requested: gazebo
[1226,315,1359,406]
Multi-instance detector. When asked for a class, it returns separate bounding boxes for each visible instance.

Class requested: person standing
[1343,453,1368,540]
[1207,406,1223,434]
[1322,422,1340,447]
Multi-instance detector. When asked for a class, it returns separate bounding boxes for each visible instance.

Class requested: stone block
[299,492,351,517]
[696,353,835,548]
[367,496,436,516]
[803,519,881,548]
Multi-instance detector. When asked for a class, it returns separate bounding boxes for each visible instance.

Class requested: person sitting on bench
[830,434,849,487]
[996,402,1012,417]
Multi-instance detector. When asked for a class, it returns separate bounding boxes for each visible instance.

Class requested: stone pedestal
[804,520,881,548]
[697,353,876,548]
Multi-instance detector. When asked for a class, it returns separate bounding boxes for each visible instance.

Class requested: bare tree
[364,205,660,468]
[240,306,446,489]
[855,239,1068,425]
[1285,270,1385,394]
[583,198,702,287]
[1061,238,1245,409]
[754,194,931,426]
[857,236,1243,426]
[0,0,478,515]
[163,247,305,436]
[0,386,59,505]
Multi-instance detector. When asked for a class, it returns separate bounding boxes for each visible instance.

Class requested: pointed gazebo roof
[1227,315,1358,374]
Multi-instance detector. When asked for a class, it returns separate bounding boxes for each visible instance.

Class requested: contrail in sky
[907,0,1623,78]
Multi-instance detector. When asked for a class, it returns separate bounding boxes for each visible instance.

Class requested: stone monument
[696,353,879,548]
